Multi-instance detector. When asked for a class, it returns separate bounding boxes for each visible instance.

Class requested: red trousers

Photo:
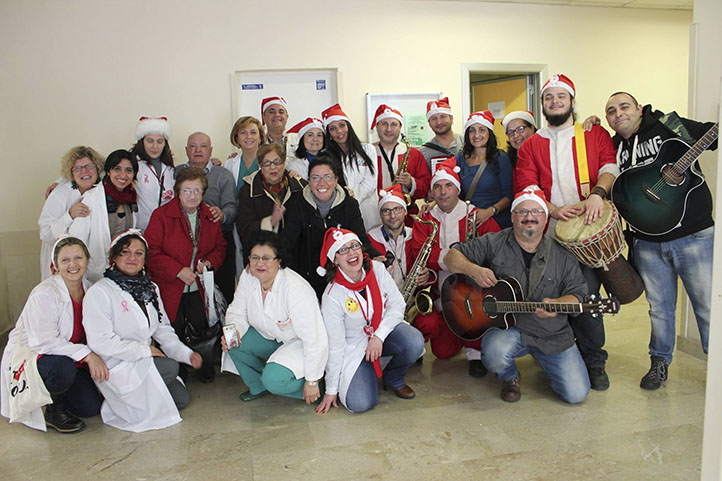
[413,309,480,359]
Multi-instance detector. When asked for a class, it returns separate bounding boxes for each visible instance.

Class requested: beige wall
[0,0,693,332]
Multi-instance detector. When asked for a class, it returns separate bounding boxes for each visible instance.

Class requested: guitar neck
[495,301,582,314]
[674,124,719,174]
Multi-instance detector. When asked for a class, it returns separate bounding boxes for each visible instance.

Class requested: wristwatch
[491,205,498,216]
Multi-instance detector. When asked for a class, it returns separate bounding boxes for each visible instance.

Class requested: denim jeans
[481,327,590,404]
[634,226,713,364]
[568,265,607,369]
[345,323,425,413]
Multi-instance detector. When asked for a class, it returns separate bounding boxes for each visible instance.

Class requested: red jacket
[514,125,617,199]
[145,197,227,322]
[375,144,431,201]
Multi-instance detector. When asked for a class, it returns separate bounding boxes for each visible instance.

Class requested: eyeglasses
[181,188,203,196]
[337,242,362,256]
[309,174,336,183]
[260,159,285,168]
[249,255,277,263]
[380,206,404,216]
[71,163,98,173]
[506,126,528,137]
[512,208,546,217]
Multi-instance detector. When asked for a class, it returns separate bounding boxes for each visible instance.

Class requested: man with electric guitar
[603,92,718,390]
[444,189,592,404]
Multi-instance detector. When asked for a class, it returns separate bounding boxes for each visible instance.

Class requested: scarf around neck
[104,266,159,320]
[103,176,137,206]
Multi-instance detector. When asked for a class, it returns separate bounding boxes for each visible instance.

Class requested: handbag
[7,323,52,422]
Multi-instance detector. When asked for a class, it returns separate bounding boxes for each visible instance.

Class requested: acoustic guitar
[610,124,718,236]
[440,274,620,341]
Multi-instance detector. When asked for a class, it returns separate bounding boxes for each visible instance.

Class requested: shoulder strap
[659,111,696,144]
[464,160,487,202]
[422,142,454,156]
[573,124,590,198]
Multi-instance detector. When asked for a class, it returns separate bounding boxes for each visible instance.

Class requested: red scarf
[103,176,137,205]
[333,260,384,378]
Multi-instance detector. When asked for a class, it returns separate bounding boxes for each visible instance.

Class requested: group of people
[1,73,716,435]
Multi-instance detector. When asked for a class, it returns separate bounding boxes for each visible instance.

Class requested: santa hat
[378,184,407,210]
[321,103,350,129]
[287,117,324,138]
[463,111,495,132]
[136,116,171,141]
[316,227,361,276]
[371,104,403,129]
[426,97,452,120]
[541,74,575,97]
[110,228,148,253]
[261,96,288,123]
[511,189,548,216]
[431,157,461,191]
[502,111,536,130]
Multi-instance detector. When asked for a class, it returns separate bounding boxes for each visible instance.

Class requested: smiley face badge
[345,297,359,314]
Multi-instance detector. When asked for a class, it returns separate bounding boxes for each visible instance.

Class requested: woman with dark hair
[321,104,380,229]
[285,117,325,180]
[236,143,304,260]
[83,230,202,432]
[1,237,106,433]
[68,149,138,282]
[130,116,176,231]
[281,153,380,299]
[501,110,537,168]
[38,146,104,280]
[316,227,424,414]
[455,111,513,229]
[220,230,328,403]
[144,167,227,383]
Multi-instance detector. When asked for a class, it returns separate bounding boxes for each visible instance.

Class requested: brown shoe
[501,376,521,402]
[385,384,416,399]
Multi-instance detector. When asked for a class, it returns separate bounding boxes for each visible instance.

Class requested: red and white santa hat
[261,96,288,123]
[426,97,452,120]
[321,103,351,129]
[110,228,148,252]
[136,116,171,141]
[431,157,461,191]
[378,184,407,211]
[371,104,404,129]
[502,111,536,130]
[287,117,324,138]
[316,227,361,276]
[463,110,495,132]
[511,189,548,216]
[541,74,575,97]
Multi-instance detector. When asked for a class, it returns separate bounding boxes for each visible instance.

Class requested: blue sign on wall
[242,84,264,90]
[316,80,326,90]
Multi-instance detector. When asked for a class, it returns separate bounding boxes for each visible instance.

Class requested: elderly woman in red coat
[144,167,227,383]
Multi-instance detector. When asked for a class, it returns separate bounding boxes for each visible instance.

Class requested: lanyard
[379,143,398,182]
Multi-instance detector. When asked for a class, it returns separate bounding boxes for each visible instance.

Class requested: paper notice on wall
[488,101,505,119]
[404,114,429,146]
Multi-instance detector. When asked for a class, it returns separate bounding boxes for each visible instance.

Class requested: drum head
[554,201,614,243]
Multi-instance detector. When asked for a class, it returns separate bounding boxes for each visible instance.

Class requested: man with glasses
[176,132,238,302]
[444,189,590,403]
[411,159,500,377]
[514,74,619,391]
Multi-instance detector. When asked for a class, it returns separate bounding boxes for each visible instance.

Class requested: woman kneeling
[221,231,328,403]
[317,228,424,414]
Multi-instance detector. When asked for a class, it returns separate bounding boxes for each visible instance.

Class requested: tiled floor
[0,295,706,480]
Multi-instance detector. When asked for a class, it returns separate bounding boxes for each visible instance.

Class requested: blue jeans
[481,327,590,404]
[345,323,425,413]
[634,226,713,364]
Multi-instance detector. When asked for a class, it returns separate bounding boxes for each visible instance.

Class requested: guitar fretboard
[674,124,719,174]
[495,301,582,314]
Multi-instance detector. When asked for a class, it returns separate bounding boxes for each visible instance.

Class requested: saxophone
[402,215,437,323]
[393,134,413,208]
[465,200,477,241]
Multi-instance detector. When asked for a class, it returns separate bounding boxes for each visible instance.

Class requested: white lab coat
[83,278,193,432]
[342,144,380,230]
[1,276,92,431]
[220,268,328,381]
[68,183,136,283]
[38,181,83,280]
[320,261,405,409]
[135,160,174,232]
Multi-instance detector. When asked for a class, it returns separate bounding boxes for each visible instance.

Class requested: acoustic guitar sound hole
[661,164,685,187]
[482,296,498,318]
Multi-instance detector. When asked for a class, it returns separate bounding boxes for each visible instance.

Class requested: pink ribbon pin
[121,300,129,312]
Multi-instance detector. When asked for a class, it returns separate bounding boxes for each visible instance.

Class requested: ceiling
[442,0,693,10]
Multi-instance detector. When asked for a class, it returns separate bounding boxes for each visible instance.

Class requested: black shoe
[640,356,668,390]
[468,360,488,378]
[588,367,610,391]
[197,365,215,383]
[45,404,85,433]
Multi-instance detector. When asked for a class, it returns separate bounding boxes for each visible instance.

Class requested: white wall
[0,0,693,332]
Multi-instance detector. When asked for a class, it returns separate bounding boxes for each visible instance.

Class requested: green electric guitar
[610,124,718,236]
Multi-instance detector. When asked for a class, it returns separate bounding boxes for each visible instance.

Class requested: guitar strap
[659,112,696,145]
[573,124,590,198]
